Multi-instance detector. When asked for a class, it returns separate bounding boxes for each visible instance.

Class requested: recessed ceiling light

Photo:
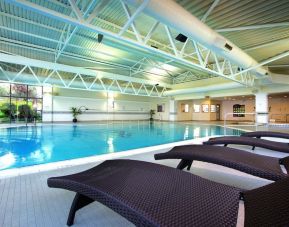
[269,97,272,99]
[284,95,287,98]
[249,98,252,100]
[242,96,245,98]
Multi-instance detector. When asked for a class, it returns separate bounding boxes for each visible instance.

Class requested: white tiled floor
[1,143,287,227]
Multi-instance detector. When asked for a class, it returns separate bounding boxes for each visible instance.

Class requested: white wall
[220,99,255,121]
[42,87,170,122]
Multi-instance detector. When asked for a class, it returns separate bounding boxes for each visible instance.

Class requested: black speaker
[175,33,187,43]
[98,34,104,43]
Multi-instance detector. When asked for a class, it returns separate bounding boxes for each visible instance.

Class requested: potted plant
[71,107,82,123]
[150,109,155,121]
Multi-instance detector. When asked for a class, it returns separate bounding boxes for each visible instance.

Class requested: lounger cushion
[48,159,242,227]
[204,136,289,153]
[155,145,287,181]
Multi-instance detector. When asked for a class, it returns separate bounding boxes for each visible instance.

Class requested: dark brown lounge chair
[47,159,289,226]
[241,131,289,150]
[204,136,289,153]
[154,145,289,181]
[242,131,289,140]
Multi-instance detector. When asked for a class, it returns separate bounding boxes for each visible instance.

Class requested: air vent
[175,33,188,43]
[224,43,233,51]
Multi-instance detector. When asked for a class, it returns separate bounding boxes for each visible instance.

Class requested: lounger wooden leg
[67,193,94,226]
[224,144,228,147]
[177,160,193,170]
[252,146,255,150]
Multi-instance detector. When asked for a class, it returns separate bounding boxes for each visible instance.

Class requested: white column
[42,86,53,122]
[255,92,268,124]
[169,99,177,121]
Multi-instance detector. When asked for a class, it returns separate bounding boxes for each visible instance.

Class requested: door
[216,104,221,121]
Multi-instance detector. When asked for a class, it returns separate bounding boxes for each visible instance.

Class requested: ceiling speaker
[98,34,104,43]
[175,33,188,43]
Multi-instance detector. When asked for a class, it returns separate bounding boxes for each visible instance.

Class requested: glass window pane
[11,98,28,122]
[11,84,27,97]
[0,97,12,123]
[29,99,42,111]
[28,86,42,98]
[0,83,10,96]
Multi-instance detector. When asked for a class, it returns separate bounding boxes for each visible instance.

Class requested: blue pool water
[0,122,243,170]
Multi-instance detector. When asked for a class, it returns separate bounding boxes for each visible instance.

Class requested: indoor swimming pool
[0,122,243,170]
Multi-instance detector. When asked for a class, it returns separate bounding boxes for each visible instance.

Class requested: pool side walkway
[1,138,288,227]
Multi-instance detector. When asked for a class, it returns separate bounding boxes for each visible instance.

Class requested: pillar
[255,92,268,124]
[42,86,53,122]
[169,99,177,121]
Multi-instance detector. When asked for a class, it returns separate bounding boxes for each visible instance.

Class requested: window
[181,104,189,113]
[157,104,164,112]
[233,104,245,117]
[202,104,209,113]
[193,104,200,113]
[0,82,43,123]
[0,83,10,96]
[210,105,216,112]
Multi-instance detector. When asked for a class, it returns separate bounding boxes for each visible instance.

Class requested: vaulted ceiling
[0,0,289,97]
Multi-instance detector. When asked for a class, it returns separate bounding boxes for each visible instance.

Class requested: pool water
[0,122,243,170]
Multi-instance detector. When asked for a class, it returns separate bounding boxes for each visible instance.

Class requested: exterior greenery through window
[0,83,43,123]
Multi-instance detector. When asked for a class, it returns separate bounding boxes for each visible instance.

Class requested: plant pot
[73,118,77,123]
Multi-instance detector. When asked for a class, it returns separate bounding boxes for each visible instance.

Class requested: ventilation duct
[124,0,268,77]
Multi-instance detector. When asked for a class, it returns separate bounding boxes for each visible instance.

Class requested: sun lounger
[241,131,289,149]
[242,131,289,139]
[203,136,289,153]
[47,159,289,226]
[154,145,289,181]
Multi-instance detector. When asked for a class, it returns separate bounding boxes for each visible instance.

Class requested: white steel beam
[144,21,159,44]
[0,26,141,67]
[86,0,110,23]
[68,0,83,21]
[192,41,204,67]
[6,0,254,86]
[234,50,289,77]
[55,0,99,61]
[0,67,166,97]
[245,37,289,52]
[119,0,143,42]
[201,0,220,22]
[164,26,179,57]
[119,0,149,37]
[216,22,289,33]
[0,52,171,88]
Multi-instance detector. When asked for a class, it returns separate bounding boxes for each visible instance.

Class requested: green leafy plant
[0,103,17,119]
[71,107,82,122]
[18,104,33,120]
[150,109,155,120]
